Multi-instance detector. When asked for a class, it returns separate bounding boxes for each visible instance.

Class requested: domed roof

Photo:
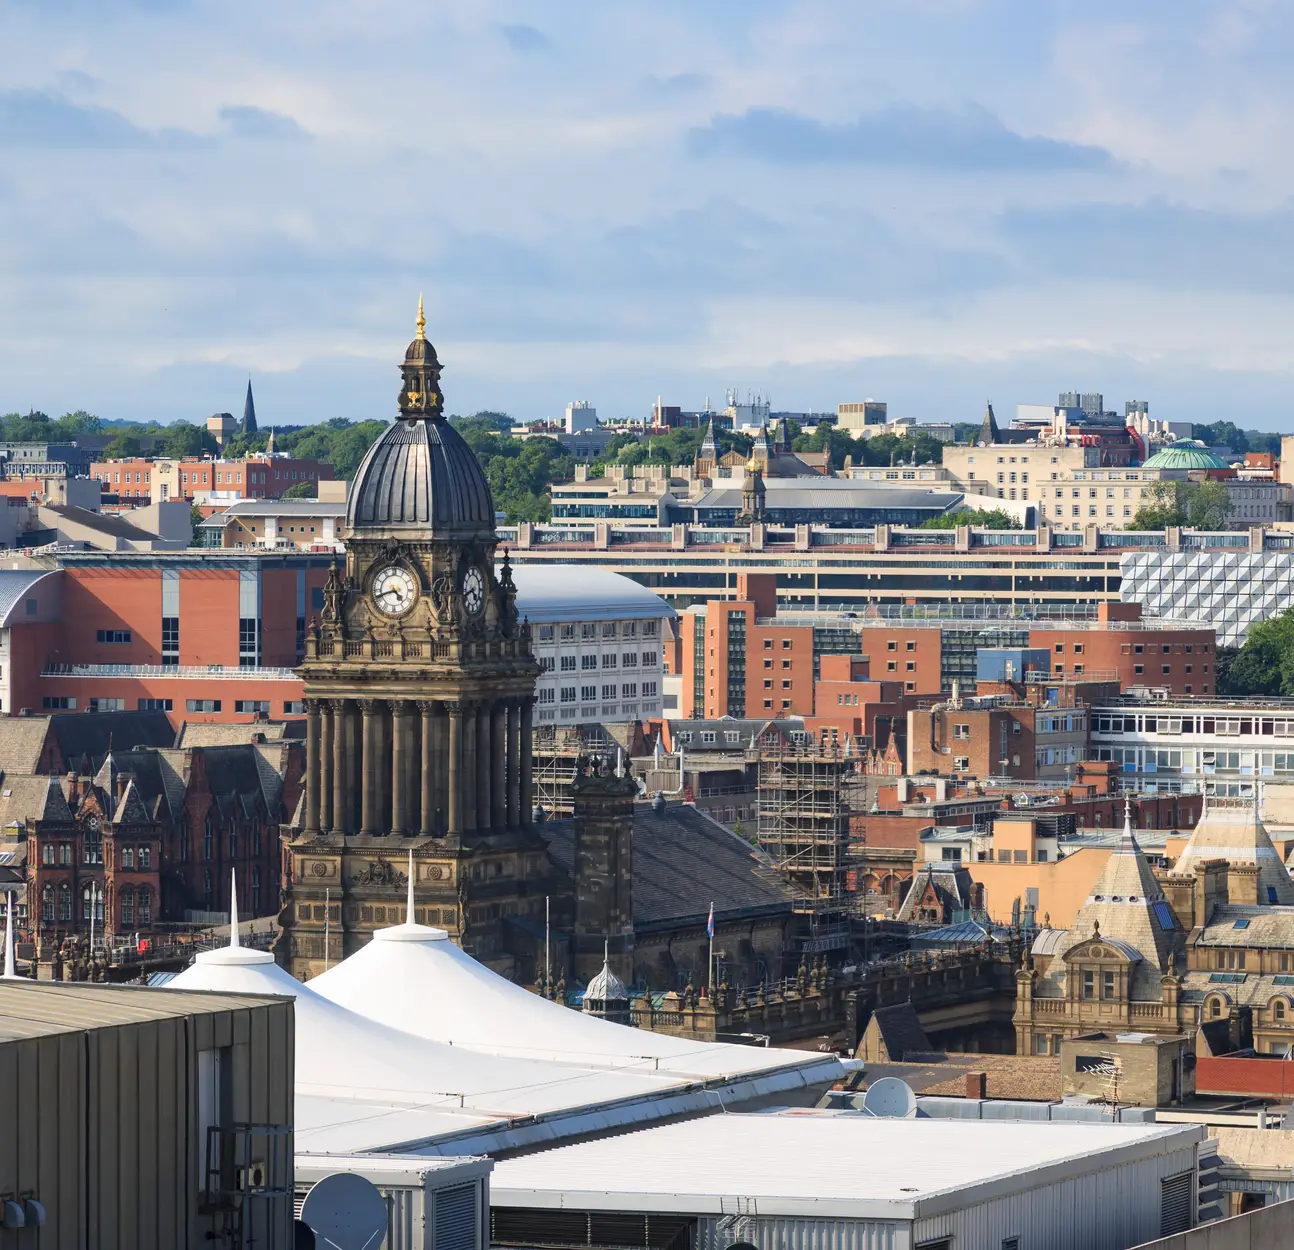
[1141,442,1230,471]
[585,958,629,1004]
[346,415,495,534]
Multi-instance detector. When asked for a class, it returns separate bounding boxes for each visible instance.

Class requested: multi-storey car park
[504,521,1294,645]
[1091,696,1294,798]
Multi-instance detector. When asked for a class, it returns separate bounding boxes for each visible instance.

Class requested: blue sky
[2,1,1294,427]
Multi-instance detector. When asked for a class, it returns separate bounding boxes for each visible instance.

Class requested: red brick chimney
[964,1071,987,1100]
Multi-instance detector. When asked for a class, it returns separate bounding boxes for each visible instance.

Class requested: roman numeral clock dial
[372,565,417,616]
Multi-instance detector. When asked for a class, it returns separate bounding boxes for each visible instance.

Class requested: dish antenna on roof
[299,1171,387,1250]
[861,1076,918,1118]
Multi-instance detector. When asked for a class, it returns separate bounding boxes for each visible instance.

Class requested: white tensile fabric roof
[307,910,848,1086]
[166,876,847,1156]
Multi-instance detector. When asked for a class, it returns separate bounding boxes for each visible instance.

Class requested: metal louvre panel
[1160,1171,1194,1236]
[434,1182,479,1250]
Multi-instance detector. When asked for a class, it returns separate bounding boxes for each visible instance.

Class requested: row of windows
[536,620,659,642]
[42,696,302,715]
[41,842,152,869]
[96,629,132,644]
[545,681,657,704]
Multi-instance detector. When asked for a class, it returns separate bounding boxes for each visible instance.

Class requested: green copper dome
[1140,442,1231,471]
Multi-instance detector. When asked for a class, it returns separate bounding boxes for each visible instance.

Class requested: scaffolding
[757,746,866,952]
[532,724,631,816]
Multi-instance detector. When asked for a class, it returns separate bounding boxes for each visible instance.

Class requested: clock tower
[277,300,559,978]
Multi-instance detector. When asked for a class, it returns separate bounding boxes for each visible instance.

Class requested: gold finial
[415,293,426,341]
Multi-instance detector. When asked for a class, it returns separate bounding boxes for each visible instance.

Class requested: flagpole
[707,899,714,998]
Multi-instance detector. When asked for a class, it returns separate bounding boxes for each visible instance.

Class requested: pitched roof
[0,717,52,775]
[1175,799,1294,905]
[868,1003,932,1061]
[1195,905,1294,950]
[1041,808,1179,1000]
[541,802,794,929]
[0,774,73,830]
[112,777,153,826]
[175,721,299,747]
[47,711,174,773]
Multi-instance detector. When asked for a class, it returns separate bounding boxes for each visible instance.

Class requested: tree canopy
[0,410,103,441]
[918,506,1021,530]
[792,426,947,471]
[451,417,573,523]
[1128,480,1234,531]
[1216,609,1294,697]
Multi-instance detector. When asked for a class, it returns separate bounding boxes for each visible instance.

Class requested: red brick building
[91,453,333,503]
[0,556,333,726]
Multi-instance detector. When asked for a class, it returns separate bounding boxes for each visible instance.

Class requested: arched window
[229,827,238,859]
[58,884,72,922]
[1209,997,1224,1018]
[122,845,135,870]
[1277,1000,1287,1021]
[252,818,261,857]
[82,885,93,921]
[252,865,261,915]
[203,870,213,908]
[121,888,135,927]
[204,814,214,862]
[137,889,151,926]
[42,884,54,923]
[180,817,190,863]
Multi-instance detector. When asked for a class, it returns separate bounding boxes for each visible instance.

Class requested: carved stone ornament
[348,858,409,887]
[308,860,332,878]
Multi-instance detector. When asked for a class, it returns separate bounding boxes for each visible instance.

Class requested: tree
[282,480,316,500]
[1194,421,1248,454]
[919,507,1021,530]
[52,410,102,438]
[102,432,141,459]
[1128,480,1234,531]
[162,421,218,459]
[1216,609,1294,697]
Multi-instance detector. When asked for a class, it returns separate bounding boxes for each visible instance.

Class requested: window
[602,653,617,669]
[538,688,555,704]
[538,625,554,641]
[581,654,598,670]
[283,700,304,714]
[89,697,126,712]
[601,683,617,699]
[229,828,238,858]
[782,639,791,649]
[642,680,658,697]
[621,652,638,668]
[138,889,151,925]
[953,724,970,739]
[96,629,132,644]
[953,756,969,771]
[581,684,597,700]
[601,622,617,639]
[58,884,72,922]
[539,656,555,672]
[560,655,576,671]
[121,888,135,926]
[622,683,637,697]
[239,617,260,667]
[642,651,657,667]
[187,699,222,713]
[138,844,151,869]
[204,815,214,862]
[42,885,54,923]
[122,845,135,870]
[559,686,576,703]
[1102,969,1116,999]
[581,622,597,640]
[252,865,261,914]
[42,696,76,710]
[137,698,173,712]
[1082,969,1096,999]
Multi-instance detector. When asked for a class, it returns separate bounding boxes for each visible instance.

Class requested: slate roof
[175,721,303,747]
[202,744,282,820]
[868,1003,932,1061]
[541,801,794,930]
[0,718,53,775]
[863,1053,1063,1103]
[1175,800,1294,905]
[48,711,174,774]
[0,774,73,829]
[1195,905,1294,949]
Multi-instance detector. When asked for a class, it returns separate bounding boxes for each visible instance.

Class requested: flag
[706,902,715,939]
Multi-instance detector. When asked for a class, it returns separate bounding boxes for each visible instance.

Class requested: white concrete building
[565,400,597,434]
[513,567,673,727]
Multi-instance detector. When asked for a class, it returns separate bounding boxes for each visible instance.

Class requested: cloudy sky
[2,0,1293,428]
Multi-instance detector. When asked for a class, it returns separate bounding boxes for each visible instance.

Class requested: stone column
[433,703,448,835]
[477,702,492,831]
[304,699,321,835]
[447,701,464,835]
[419,700,436,836]
[360,699,379,836]
[331,699,349,834]
[391,699,410,836]
[520,697,534,823]
[506,701,520,828]
[319,701,334,834]
[462,701,478,832]
[491,702,506,829]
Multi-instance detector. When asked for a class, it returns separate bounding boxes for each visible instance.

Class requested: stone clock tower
[276,301,564,978]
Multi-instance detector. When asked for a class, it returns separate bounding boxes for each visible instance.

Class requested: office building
[90,451,333,503]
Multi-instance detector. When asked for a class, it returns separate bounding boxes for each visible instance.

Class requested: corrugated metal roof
[0,568,58,627]
[0,980,287,1043]
[489,1111,1203,1220]
[512,566,676,622]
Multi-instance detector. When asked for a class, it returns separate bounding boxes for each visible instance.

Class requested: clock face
[372,565,417,616]
[462,566,486,616]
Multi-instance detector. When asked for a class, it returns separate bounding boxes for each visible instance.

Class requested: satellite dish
[862,1077,918,1118]
[300,1173,387,1250]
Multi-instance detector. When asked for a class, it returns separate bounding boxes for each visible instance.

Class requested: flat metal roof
[489,1110,1203,1221]
[0,980,288,1042]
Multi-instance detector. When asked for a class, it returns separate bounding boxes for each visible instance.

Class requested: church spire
[243,379,258,434]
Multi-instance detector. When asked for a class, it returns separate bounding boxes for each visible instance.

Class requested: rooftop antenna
[229,867,240,948]
[3,891,15,978]
[407,848,416,924]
